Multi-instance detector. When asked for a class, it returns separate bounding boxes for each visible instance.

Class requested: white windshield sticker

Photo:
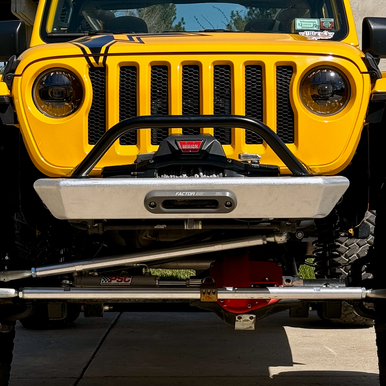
[320,18,335,30]
[295,18,320,31]
[299,31,335,40]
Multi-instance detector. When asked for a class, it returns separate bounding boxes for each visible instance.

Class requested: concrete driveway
[9,310,379,386]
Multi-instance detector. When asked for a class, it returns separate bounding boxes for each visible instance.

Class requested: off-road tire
[0,324,15,386]
[319,210,375,327]
[20,303,81,330]
[335,211,376,279]
[317,300,373,327]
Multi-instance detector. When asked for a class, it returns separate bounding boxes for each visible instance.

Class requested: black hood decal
[77,35,115,54]
[71,32,209,67]
[72,35,145,66]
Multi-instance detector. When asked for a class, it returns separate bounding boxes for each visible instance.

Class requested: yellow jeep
[0,0,386,384]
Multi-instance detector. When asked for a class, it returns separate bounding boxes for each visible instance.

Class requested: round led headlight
[33,69,83,118]
[300,67,350,116]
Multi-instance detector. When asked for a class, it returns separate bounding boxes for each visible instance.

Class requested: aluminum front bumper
[34,176,349,220]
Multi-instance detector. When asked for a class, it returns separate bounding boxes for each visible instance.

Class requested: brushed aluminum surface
[0,288,18,298]
[34,176,349,220]
[17,286,368,300]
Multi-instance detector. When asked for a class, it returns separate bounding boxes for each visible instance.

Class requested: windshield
[42,0,348,41]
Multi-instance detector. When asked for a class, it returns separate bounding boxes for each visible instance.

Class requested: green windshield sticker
[295,18,320,31]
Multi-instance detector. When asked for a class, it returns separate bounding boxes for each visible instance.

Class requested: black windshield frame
[39,0,349,43]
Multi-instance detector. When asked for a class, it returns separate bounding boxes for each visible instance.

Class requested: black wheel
[316,211,374,327]
[317,301,373,327]
[335,211,376,279]
[20,303,81,330]
[0,322,16,386]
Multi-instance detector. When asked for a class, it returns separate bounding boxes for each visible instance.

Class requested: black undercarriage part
[313,210,341,279]
[102,135,279,178]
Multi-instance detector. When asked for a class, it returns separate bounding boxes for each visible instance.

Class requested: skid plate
[34,176,349,220]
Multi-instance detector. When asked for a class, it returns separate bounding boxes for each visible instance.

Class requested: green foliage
[226,7,277,31]
[150,268,196,280]
[131,4,185,33]
[298,258,315,280]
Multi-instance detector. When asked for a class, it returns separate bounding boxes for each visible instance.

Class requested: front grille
[276,66,295,143]
[245,65,264,144]
[151,65,169,145]
[182,65,201,135]
[213,65,232,145]
[119,66,138,145]
[88,61,296,148]
[88,67,106,145]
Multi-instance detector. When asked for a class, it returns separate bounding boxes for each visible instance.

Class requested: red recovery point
[209,252,283,314]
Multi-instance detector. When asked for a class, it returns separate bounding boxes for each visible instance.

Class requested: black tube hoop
[71,115,309,177]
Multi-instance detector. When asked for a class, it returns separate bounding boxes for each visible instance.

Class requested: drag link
[0,235,269,282]
[0,286,380,301]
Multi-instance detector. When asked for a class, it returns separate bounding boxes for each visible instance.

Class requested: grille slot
[213,65,232,145]
[182,65,201,135]
[245,65,264,144]
[119,66,138,145]
[151,65,169,145]
[88,67,106,145]
[276,66,295,143]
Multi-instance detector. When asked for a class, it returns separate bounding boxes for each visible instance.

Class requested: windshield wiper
[47,30,113,38]
[87,30,113,35]
[199,29,233,32]
[48,29,234,38]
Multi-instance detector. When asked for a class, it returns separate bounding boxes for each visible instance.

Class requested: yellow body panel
[341,0,359,47]
[29,0,47,47]
[13,43,370,176]
[0,81,10,97]
[372,73,386,94]
[22,34,368,71]
[10,0,377,177]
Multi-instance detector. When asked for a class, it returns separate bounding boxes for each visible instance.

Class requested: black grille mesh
[213,65,231,145]
[151,65,169,145]
[182,65,200,135]
[245,65,263,144]
[119,66,138,145]
[276,66,295,143]
[89,63,295,148]
[88,67,106,145]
